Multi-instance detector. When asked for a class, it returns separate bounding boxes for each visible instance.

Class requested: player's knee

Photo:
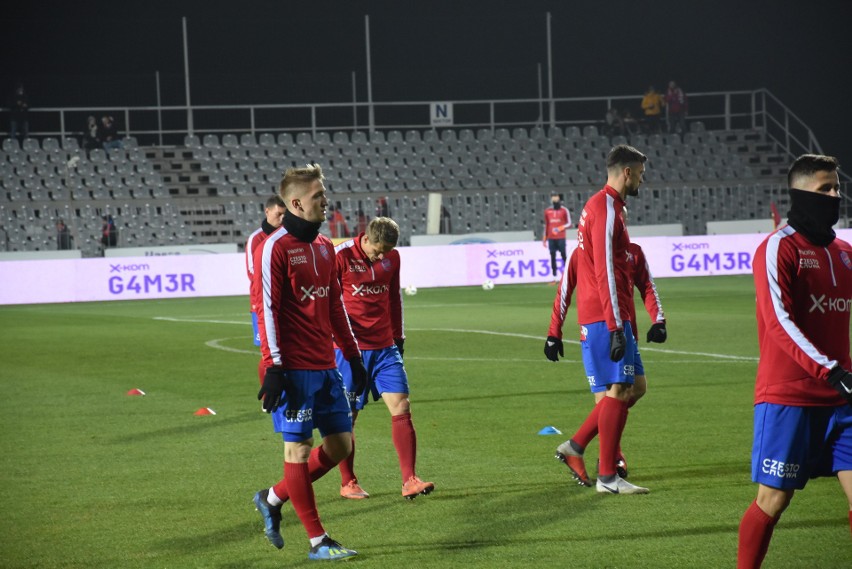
[386,395,410,416]
[756,486,794,519]
[322,433,353,463]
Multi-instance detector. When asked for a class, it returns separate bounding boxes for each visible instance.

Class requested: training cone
[126,388,146,396]
[194,407,217,416]
[538,426,562,435]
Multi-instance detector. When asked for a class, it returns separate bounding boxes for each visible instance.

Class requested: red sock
[272,445,337,502]
[338,432,357,485]
[737,500,778,569]
[284,461,325,539]
[392,413,417,481]
[571,401,601,450]
[598,397,628,477]
[616,406,628,460]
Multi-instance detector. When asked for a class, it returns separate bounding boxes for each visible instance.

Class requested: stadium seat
[184,134,202,148]
[202,134,220,148]
[222,134,239,148]
[440,129,457,143]
[240,133,257,147]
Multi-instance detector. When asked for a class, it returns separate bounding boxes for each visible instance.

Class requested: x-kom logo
[809,294,852,313]
[300,285,330,301]
[351,284,389,296]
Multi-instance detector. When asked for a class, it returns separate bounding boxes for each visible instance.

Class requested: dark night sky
[2,0,850,165]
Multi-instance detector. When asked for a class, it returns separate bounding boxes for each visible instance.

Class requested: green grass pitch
[1,275,850,568]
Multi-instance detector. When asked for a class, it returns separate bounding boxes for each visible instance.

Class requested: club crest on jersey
[841,251,852,270]
[381,258,392,271]
[318,244,330,260]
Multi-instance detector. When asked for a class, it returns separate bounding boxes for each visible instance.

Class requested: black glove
[394,337,405,359]
[610,329,626,362]
[348,356,368,397]
[544,336,564,362]
[258,367,288,413]
[827,366,852,404]
[646,322,667,343]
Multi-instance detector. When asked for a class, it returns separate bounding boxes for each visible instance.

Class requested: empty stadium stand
[0,122,802,254]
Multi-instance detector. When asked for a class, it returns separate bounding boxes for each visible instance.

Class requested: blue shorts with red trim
[579,321,637,393]
[751,402,852,490]
[270,368,352,443]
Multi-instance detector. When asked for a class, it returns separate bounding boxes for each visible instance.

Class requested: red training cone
[126,388,146,396]
[194,407,217,416]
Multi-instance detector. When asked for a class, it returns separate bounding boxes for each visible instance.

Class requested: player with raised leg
[545,206,666,484]
[543,145,651,495]
[251,164,368,561]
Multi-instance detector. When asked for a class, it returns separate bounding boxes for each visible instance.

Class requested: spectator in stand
[99,115,122,153]
[355,208,370,235]
[664,81,688,134]
[376,197,390,218]
[604,108,625,137]
[327,202,350,239]
[101,215,117,251]
[622,110,640,136]
[8,82,29,142]
[56,219,72,250]
[82,116,101,150]
[641,85,664,133]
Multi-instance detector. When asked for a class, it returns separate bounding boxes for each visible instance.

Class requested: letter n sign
[431,102,454,126]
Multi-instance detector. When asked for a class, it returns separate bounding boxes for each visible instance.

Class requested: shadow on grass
[108,411,261,444]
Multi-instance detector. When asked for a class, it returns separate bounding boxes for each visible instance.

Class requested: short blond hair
[366,217,399,247]
[280,164,325,201]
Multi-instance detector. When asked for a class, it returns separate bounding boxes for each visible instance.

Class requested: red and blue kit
[548,242,664,340]
[253,229,360,370]
[246,222,276,347]
[574,185,632,331]
[753,225,852,406]
[625,242,665,333]
[334,234,403,350]
[544,205,572,240]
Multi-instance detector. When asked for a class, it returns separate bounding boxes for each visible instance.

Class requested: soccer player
[542,192,572,283]
[737,154,852,568]
[251,164,369,561]
[544,208,666,481]
[246,195,286,383]
[543,145,651,495]
[333,217,435,500]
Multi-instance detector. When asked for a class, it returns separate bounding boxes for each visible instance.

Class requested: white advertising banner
[2,230,851,305]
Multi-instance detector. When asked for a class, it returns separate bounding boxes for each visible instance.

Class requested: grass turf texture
[1,274,850,568]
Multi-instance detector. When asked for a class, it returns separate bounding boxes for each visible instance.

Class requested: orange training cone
[126,388,146,396]
[194,407,217,416]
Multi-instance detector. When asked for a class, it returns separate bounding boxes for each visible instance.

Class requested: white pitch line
[154,316,251,326]
[157,317,757,362]
[407,327,758,362]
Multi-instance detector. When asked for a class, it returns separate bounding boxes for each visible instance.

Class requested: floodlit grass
[1,275,850,568]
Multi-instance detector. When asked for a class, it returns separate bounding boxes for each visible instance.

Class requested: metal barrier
[0,88,824,157]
